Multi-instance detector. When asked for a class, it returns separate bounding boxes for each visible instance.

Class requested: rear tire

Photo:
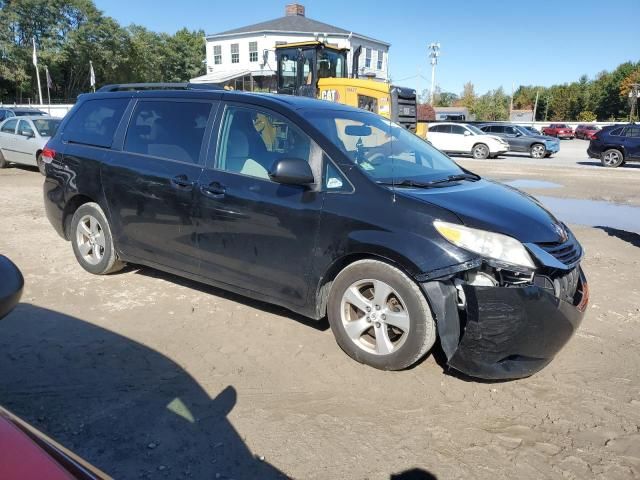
[472,143,490,159]
[601,149,624,168]
[70,202,125,275]
[36,153,46,175]
[327,259,436,371]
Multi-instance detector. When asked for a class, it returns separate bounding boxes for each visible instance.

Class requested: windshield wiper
[376,179,436,188]
[427,173,481,185]
[377,173,480,189]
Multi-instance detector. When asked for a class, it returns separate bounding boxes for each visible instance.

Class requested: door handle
[171,174,195,190]
[200,181,226,198]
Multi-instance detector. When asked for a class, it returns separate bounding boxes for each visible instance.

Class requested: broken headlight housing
[434,220,536,270]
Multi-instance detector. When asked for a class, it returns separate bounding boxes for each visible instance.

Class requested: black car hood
[397,179,564,243]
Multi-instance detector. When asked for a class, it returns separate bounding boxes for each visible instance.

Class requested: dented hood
[397,179,564,244]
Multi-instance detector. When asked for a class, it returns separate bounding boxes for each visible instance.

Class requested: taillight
[42,147,56,164]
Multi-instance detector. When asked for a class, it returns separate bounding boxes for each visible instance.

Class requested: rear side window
[64,98,129,148]
[609,127,623,136]
[450,125,466,135]
[624,127,640,138]
[124,100,212,164]
[1,119,18,133]
[430,124,451,134]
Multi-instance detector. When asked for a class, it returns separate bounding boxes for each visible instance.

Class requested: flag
[89,61,95,88]
[45,67,53,89]
[32,37,38,67]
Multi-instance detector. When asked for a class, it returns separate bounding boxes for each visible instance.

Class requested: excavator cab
[275,41,417,132]
[276,41,348,97]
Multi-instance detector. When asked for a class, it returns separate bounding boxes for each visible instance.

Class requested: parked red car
[542,123,575,139]
[0,256,109,479]
[575,124,601,140]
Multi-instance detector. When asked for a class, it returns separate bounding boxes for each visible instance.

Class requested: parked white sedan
[0,116,61,175]
[427,122,509,159]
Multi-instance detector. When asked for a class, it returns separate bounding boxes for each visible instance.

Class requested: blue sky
[95,0,640,96]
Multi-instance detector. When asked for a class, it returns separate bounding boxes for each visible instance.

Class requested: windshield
[514,125,533,135]
[33,118,61,137]
[465,124,485,135]
[305,109,466,183]
[317,49,345,78]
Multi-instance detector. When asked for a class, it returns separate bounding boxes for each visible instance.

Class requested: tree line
[0,0,206,103]
[420,61,640,122]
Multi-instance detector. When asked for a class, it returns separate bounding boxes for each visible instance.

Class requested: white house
[191,4,391,91]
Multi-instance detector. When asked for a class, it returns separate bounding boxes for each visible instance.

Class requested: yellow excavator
[275,41,418,132]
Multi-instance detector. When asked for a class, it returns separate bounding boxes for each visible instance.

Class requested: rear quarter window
[63,98,129,148]
[608,127,623,136]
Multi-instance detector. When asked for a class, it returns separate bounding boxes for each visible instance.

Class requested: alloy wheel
[473,144,489,159]
[531,144,546,159]
[340,279,410,355]
[75,214,106,265]
[603,150,622,167]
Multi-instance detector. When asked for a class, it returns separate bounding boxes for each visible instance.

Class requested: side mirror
[0,255,24,321]
[463,130,471,136]
[515,132,522,137]
[20,129,34,138]
[269,157,315,186]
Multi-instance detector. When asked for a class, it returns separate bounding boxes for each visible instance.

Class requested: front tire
[327,259,436,371]
[70,202,124,275]
[601,149,624,168]
[530,143,546,159]
[472,143,490,159]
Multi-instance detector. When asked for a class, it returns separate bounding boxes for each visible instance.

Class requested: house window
[365,48,371,68]
[249,41,258,62]
[377,50,384,70]
[213,45,222,65]
[231,43,239,64]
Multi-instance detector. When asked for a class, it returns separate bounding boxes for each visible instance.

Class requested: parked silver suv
[479,123,560,159]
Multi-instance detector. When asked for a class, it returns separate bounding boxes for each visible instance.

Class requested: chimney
[285,3,305,16]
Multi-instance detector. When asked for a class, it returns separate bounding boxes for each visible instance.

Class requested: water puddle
[505,179,562,189]
[536,196,640,233]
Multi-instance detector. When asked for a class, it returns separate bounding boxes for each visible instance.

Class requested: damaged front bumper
[422,266,588,380]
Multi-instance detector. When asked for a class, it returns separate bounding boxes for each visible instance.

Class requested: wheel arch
[62,194,99,240]
[313,251,421,320]
[602,145,626,159]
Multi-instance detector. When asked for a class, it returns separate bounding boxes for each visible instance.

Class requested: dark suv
[42,84,588,379]
[479,123,560,158]
[587,124,640,167]
[0,107,46,122]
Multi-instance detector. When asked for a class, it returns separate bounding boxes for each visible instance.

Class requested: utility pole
[629,83,640,122]
[532,90,540,124]
[428,42,440,105]
[509,83,514,119]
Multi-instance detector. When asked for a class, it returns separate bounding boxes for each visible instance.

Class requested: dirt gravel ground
[0,155,639,479]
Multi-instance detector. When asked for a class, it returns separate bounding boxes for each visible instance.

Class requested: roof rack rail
[97,82,223,92]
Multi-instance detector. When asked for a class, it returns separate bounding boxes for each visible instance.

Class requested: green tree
[458,81,476,110]
[577,110,597,122]
[472,87,509,121]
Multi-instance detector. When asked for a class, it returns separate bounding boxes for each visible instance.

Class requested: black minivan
[42,84,588,380]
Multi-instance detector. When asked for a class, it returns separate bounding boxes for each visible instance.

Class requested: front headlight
[434,220,536,269]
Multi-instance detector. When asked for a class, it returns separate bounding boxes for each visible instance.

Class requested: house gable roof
[207,15,389,46]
